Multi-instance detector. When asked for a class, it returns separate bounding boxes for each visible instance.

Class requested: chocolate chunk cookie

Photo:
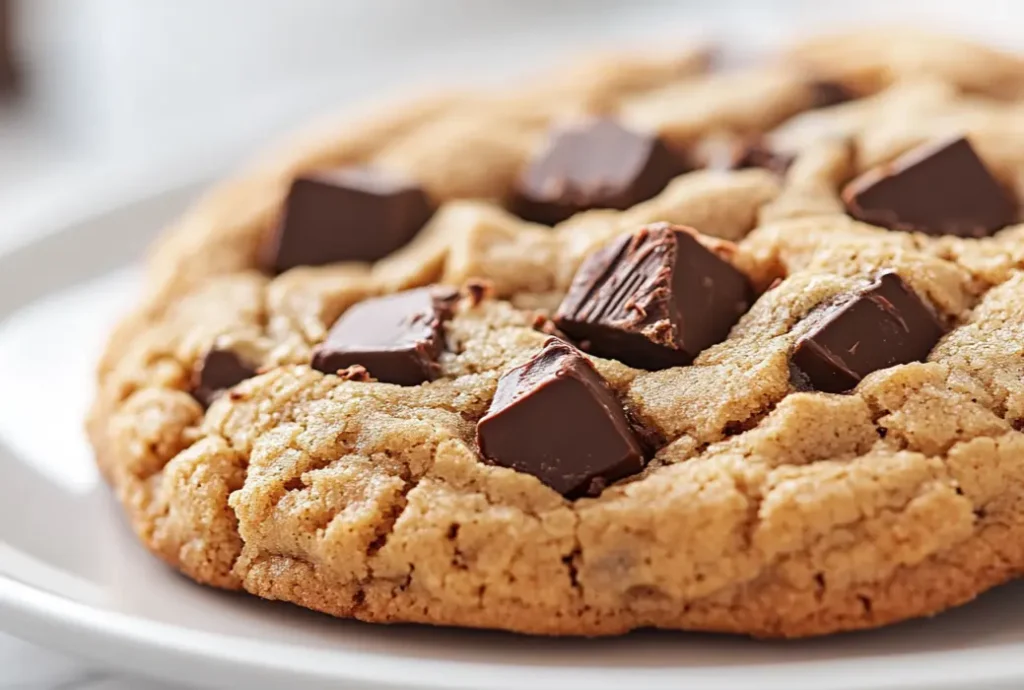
[90,30,1024,639]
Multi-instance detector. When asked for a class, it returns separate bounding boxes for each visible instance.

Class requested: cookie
[89,31,1024,638]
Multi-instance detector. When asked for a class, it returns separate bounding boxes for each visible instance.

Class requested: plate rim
[3,572,1024,690]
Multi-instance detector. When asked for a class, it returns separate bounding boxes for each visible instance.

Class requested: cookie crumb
[531,312,571,340]
[337,364,374,382]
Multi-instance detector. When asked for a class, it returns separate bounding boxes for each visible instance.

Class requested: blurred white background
[3,0,1024,213]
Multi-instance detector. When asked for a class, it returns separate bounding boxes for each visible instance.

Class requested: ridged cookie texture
[89,31,1024,637]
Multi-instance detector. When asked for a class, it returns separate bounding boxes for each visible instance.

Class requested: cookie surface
[89,31,1024,638]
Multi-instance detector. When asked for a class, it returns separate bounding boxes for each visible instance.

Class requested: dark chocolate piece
[511,118,687,225]
[842,136,1016,238]
[266,166,434,273]
[476,338,645,498]
[792,271,946,393]
[311,287,457,386]
[192,349,258,407]
[554,223,752,369]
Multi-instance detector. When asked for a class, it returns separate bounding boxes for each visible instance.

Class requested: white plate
[1,183,1024,690]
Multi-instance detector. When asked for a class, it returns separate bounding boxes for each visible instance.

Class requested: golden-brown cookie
[90,31,1024,638]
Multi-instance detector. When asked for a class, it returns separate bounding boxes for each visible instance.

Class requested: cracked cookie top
[89,30,1024,638]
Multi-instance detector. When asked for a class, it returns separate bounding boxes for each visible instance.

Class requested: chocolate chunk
[192,349,258,407]
[266,166,434,273]
[511,118,687,225]
[692,134,793,176]
[792,271,946,393]
[810,80,855,109]
[842,136,1016,238]
[476,338,645,498]
[554,223,752,369]
[311,287,457,386]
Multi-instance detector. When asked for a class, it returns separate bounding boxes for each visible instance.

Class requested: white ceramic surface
[1,178,1024,690]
